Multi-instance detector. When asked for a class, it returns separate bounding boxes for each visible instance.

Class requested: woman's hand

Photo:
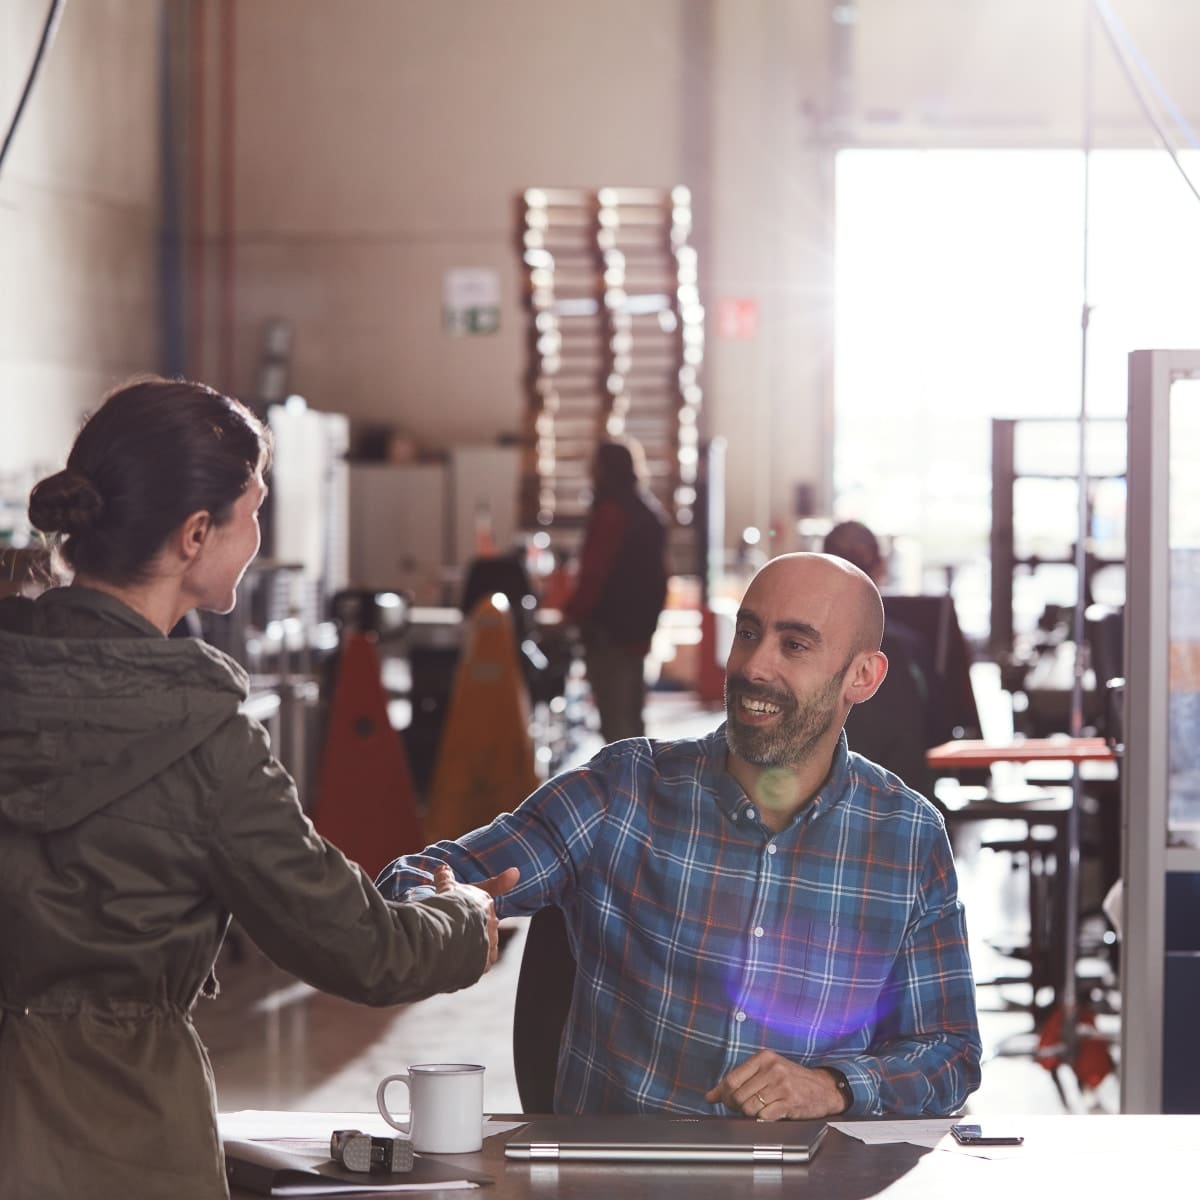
[433,864,521,971]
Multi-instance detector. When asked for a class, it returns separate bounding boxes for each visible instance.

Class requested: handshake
[431,863,521,972]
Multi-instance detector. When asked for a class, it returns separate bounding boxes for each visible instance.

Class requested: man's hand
[433,864,521,971]
[704,1050,845,1121]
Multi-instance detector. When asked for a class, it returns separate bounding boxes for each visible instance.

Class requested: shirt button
[735,1011,747,1023]
[745,807,756,821]
[753,926,764,938]
[766,843,778,856]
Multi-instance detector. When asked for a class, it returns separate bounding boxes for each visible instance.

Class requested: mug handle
[376,1073,413,1134]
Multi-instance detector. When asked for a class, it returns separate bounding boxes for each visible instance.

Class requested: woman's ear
[178,510,212,564]
[846,649,888,706]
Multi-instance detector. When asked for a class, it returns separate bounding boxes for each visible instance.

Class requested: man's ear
[177,510,212,564]
[846,649,888,707]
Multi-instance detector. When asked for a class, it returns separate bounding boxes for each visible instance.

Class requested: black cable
[0,0,67,178]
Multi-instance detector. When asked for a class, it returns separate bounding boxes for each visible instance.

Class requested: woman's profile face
[186,472,267,614]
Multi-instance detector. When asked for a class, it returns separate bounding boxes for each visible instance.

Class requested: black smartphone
[950,1123,1024,1146]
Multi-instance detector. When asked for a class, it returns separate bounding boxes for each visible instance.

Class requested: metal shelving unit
[989,416,1126,661]
[518,186,704,571]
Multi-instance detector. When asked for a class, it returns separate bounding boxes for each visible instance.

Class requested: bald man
[379,554,981,1119]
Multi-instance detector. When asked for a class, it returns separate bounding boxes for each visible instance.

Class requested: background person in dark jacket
[0,377,517,1200]
[564,439,668,742]
[822,520,935,797]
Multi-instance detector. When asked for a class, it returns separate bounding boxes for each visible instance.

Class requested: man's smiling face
[723,555,879,772]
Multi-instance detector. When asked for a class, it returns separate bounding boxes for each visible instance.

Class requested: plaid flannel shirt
[376,727,981,1116]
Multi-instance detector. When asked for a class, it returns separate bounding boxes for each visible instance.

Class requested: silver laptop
[504,1116,827,1164]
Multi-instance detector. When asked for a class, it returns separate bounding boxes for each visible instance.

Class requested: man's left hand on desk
[705,1050,847,1121]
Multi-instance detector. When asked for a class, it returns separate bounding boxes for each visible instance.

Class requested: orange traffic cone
[312,631,424,878]
[423,595,540,843]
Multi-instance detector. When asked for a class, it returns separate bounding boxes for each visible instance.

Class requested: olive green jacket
[0,587,488,1200]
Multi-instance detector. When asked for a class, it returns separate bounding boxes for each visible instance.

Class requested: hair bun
[28,467,104,536]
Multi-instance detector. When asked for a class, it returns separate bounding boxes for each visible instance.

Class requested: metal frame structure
[988,416,1126,661]
[1121,348,1200,1112]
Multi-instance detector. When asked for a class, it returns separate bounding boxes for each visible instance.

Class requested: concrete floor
[198,691,1121,1119]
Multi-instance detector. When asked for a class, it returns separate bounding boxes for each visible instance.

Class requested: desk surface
[927,737,1116,768]
[223,1113,1200,1199]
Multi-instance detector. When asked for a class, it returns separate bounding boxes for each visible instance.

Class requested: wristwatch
[822,1067,854,1113]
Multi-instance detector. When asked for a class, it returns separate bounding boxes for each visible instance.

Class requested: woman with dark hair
[0,378,516,1200]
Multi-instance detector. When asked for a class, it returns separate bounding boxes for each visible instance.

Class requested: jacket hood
[0,588,249,833]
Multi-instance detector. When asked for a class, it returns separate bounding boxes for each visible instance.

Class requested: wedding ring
[756,1092,767,1107]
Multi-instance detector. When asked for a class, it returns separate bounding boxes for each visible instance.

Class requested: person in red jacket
[565,439,668,742]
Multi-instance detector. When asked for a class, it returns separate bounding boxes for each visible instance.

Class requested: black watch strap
[822,1067,853,1113]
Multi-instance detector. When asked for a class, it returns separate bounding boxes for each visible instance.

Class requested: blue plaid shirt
[377,727,981,1116]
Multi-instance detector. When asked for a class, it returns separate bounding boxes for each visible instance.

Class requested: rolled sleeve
[376,760,612,918]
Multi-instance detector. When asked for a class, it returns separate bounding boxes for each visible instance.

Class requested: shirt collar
[709,724,854,830]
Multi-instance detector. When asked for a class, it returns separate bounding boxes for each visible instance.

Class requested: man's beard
[724,668,845,769]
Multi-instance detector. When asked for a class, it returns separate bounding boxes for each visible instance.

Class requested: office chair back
[883,594,982,743]
[512,906,576,1113]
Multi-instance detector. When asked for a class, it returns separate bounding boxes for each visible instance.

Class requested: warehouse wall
[7,0,1200,551]
[0,0,162,478]
[189,0,691,450]
[195,0,1200,550]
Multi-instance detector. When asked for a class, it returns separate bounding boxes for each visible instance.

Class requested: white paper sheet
[829,1118,1027,1159]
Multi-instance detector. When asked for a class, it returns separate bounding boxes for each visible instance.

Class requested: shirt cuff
[820,1067,854,1114]
[823,1062,873,1116]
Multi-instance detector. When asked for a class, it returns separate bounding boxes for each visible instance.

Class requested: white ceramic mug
[375,1063,485,1154]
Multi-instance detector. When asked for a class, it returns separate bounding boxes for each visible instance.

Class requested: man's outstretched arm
[375,762,611,918]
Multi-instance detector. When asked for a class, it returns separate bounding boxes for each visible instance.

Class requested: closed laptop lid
[504,1116,827,1164]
